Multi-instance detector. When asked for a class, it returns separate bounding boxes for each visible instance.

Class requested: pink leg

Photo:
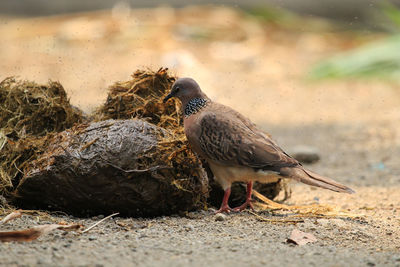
[233,181,255,212]
[215,187,234,213]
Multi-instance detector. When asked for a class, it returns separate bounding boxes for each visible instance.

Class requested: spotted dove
[163,78,354,213]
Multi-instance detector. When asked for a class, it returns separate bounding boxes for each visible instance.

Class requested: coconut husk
[0,78,85,195]
[14,120,208,217]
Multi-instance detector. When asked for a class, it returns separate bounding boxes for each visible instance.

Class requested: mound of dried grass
[0,78,84,195]
[95,68,180,131]
[0,77,83,138]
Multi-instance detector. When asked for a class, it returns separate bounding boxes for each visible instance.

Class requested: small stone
[317,219,330,227]
[215,213,227,221]
[88,236,97,241]
[184,224,194,231]
[291,145,320,164]
[330,218,347,228]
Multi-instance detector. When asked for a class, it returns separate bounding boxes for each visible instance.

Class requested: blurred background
[1,1,400,183]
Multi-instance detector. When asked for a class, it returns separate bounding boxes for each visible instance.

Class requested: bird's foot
[215,204,234,214]
[233,200,254,212]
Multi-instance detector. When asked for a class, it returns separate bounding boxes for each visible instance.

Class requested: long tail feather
[280,167,355,194]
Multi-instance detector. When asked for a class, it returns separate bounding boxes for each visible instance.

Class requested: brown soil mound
[15,120,208,217]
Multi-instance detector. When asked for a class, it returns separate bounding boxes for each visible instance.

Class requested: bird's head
[163,78,207,106]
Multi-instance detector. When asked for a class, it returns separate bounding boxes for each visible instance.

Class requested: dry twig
[82,213,119,234]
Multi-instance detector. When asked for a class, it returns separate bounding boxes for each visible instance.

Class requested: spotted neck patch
[184,98,208,117]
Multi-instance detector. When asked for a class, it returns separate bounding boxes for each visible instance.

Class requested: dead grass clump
[0,77,85,195]
[0,77,84,138]
[95,68,180,131]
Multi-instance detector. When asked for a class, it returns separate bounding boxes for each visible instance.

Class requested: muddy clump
[15,120,208,217]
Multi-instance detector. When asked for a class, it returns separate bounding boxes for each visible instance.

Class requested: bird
[163,78,354,213]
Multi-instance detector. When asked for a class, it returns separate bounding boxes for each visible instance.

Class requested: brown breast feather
[188,103,299,171]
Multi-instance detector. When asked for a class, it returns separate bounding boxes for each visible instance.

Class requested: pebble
[184,224,194,231]
[88,236,97,241]
[215,213,227,222]
[317,219,331,227]
[291,145,320,164]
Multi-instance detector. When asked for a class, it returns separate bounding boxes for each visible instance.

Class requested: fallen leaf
[0,224,81,242]
[1,210,22,225]
[287,229,317,246]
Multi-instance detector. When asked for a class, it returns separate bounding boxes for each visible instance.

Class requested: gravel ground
[1,120,399,267]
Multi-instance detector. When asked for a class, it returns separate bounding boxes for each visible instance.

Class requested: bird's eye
[175,87,180,92]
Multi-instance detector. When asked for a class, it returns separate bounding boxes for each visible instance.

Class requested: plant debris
[287,229,317,246]
[82,213,119,233]
[0,224,81,242]
[253,189,360,218]
[0,210,22,225]
[0,77,85,196]
[95,67,180,131]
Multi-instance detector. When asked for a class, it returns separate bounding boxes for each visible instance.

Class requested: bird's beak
[163,93,174,103]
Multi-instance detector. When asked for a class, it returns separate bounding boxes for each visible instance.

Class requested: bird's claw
[215,205,234,214]
[232,200,254,212]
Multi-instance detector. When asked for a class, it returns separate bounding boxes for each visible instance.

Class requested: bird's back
[184,101,299,171]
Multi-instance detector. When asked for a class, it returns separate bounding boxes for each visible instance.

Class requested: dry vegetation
[0,78,84,195]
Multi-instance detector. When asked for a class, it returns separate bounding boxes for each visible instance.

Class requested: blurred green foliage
[309,35,400,79]
[244,6,333,31]
[309,3,400,80]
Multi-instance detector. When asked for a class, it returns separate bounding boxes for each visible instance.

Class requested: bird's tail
[280,167,355,194]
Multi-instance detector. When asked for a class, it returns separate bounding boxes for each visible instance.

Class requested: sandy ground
[0,6,400,267]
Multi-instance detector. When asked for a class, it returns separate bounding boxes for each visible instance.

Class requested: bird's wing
[197,111,298,171]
